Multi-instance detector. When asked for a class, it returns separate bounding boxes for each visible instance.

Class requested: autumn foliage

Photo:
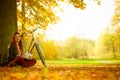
[0,61,120,80]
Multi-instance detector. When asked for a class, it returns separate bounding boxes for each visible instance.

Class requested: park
[0,0,120,80]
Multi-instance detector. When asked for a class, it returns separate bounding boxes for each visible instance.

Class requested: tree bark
[0,0,17,65]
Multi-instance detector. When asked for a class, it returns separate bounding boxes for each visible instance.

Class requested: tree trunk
[0,0,17,66]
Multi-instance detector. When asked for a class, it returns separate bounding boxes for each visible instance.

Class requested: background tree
[103,0,120,59]
[111,0,120,58]
[0,0,17,65]
[95,0,120,59]
[95,29,117,59]
[111,0,120,29]
[58,36,95,59]
[42,40,59,59]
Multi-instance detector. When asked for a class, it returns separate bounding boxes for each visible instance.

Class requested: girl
[7,32,36,67]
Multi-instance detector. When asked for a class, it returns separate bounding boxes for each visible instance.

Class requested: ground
[0,60,120,80]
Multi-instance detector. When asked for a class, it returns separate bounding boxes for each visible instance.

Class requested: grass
[45,59,120,65]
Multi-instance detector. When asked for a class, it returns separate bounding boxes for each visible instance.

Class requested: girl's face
[14,34,21,42]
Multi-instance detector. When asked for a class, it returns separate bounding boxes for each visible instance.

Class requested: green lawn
[45,59,120,65]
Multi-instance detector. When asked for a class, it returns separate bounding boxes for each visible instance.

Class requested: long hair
[11,32,24,54]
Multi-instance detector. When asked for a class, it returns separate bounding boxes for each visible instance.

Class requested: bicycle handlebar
[21,27,41,37]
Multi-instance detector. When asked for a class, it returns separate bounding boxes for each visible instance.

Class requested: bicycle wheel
[35,43,47,68]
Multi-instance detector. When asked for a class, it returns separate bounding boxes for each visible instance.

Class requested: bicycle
[21,27,47,69]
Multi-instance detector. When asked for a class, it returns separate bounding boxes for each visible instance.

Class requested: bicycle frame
[21,27,47,68]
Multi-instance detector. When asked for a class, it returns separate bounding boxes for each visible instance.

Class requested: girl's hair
[11,32,24,54]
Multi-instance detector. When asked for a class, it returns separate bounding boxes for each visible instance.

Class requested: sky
[46,0,115,41]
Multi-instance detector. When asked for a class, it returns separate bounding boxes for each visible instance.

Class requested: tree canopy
[95,0,120,59]
[17,0,101,31]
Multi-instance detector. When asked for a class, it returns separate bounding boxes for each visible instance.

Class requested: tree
[42,40,59,59]
[61,36,95,59]
[108,0,120,59]
[111,0,120,29]
[17,0,101,31]
[0,0,17,65]
[95,28,118,59]
[95,0,120,59]
[17,0,60,31]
